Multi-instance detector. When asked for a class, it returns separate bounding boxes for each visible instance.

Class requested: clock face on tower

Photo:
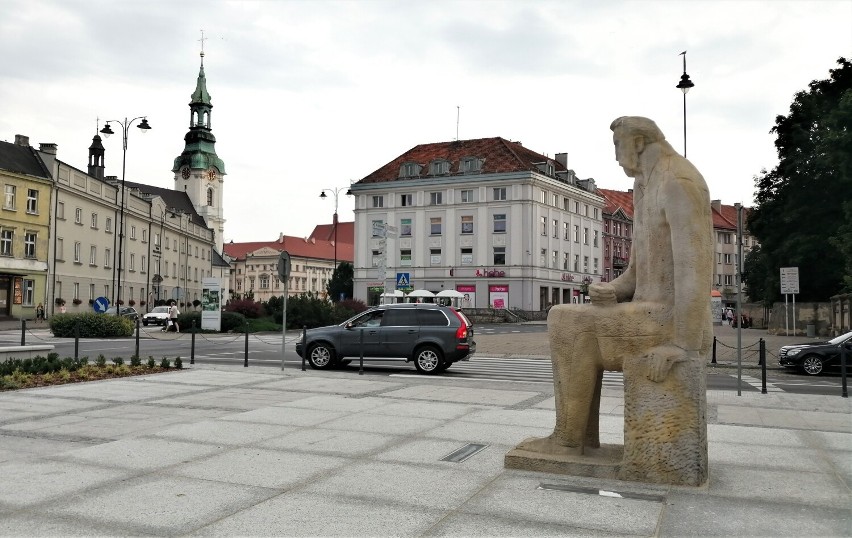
[207,169,217,181]
[181,167,190,179]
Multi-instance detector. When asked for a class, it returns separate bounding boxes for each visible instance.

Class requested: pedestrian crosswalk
[440,356,625,386]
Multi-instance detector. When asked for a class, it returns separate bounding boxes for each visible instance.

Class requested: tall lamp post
[319,186,352,271]
[169,210,189,307]
[675,51,694,158]
[100,117,151,313]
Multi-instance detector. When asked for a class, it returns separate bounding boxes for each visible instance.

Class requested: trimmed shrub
[225,299,264,319]
[49,313,133,338]
[174,357,183,369]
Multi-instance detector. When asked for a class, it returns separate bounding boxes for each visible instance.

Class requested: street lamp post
[319,187,352,271]
[100,117,151,313]
[169,210,189,307]
[675,51,695,158]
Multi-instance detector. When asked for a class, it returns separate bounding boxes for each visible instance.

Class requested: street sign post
[93,297,110,313]
[279,251,291,369]
[780,267,799,336]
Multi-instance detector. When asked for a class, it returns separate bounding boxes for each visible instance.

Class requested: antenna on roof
[456,106,460,141]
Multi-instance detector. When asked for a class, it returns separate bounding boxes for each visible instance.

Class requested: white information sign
[780,267,800,294]
[201,277,223,332]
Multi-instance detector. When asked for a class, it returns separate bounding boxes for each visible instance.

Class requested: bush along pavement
[49,313,134,338]
[0,353,185,391]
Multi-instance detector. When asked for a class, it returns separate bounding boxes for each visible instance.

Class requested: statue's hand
[645,345,689,382]
[589,283,617,305]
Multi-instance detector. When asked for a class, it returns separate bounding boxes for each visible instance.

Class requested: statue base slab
[505,440,623,480]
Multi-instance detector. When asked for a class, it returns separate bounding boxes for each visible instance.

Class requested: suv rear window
[382,309,418,327]
[417,309,449,326]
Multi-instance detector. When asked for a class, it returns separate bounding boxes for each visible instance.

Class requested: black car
[778,330,852,375]
[295,303,475,374]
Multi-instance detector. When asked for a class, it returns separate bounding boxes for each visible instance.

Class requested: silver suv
[295,303,475,374]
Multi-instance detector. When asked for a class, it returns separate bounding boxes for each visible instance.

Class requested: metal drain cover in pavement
[538,483,665,503]
[440,443,489,463]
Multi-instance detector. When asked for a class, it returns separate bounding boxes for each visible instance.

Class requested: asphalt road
[3,324,849,396]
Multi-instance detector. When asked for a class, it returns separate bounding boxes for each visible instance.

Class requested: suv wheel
[414,345,443,374]
[308,343,336,370]
[800,355,823,376]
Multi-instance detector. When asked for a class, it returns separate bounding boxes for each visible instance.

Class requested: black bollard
[301,326,307,371]
[190,320,196,365]
[74,318,80,360]
[760,338,767,394]
[359,328,364,375]
[134,316,140,361]
[711,336,717,364]
[20,318,26,346]
[244,321,249,367]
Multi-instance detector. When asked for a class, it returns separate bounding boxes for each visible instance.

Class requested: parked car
[104,306,139,321]
[142,306,171,326]
[295,303,475,374]
[778,330,852,375]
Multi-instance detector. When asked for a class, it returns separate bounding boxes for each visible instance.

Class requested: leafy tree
[747,57,852,301]
[327,262,354,302]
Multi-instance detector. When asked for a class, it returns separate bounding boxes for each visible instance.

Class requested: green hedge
[49,313,134,338]
[173,311,247,333]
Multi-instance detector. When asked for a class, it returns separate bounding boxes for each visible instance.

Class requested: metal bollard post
[74,318,80,360]
[20,318,26,346]
[244,321,249,367]
[301,326,307,371]
[841,341,848,399]
[760,338,767,394]
[135,316,140,361]
[190,319,196,365]
[711,336,717,364]
[359,328,364,375]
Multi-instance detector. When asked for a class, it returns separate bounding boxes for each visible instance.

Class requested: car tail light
[451,309,469,341]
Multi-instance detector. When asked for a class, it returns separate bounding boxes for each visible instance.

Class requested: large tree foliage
[746,57,852,302]
[327,262,354,302]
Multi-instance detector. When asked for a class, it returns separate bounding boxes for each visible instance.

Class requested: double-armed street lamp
[676,51,695,158]
[100,117,151,313]
[319,186,352,271]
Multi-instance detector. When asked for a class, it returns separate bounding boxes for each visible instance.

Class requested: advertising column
[201,277,223,331]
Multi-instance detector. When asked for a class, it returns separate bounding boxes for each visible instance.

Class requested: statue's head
[610,116,665,177]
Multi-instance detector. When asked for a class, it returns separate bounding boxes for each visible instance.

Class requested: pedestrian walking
[35,303,45,323]
[169,301,180,333]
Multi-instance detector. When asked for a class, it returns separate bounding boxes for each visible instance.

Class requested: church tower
[87,132,105,180]
[172,49,226,253]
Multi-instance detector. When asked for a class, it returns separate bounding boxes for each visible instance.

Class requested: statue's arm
[662,175,713,352]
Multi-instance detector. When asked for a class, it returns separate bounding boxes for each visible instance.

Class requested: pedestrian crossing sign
[396,272,411,290]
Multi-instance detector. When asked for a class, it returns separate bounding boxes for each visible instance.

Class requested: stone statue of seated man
[507,116,714,486]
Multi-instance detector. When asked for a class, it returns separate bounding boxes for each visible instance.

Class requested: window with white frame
[552,250,558,268]
[594,208,599,219]
[573,225,579,242]
[431,160,450,175]
[400,249,412,266]
[90,246,97,265]
[260,275,269,289]
[563,252,569,270]
[460,247,473,265]
[493,246,506,265]
[540,216,546,235]
[460,157,481,173]
[593,230,599,247]
[141,255,146,273]
[429,192,443,205]
[430,248,441,265]
[400,218,412,236]
[22,279,34,306]
[104,248,111,268]
[4,185,16,209]
[57,201,64,219]
[75,208,82,224]
[551,194,559,207]
[725,275,733,286]
[540,248,547,266]
[74,242,81,263]
[91,213,98,228]
[460,189,473,203]
[724,253,732,264]
[493,213,506,233]
[371,250,382,267]
[539,190,546,204]
[573,254,579,271]
[493,187,507,201]
[583,255,589,272]
[26,189,38,213]
[89,284,95,300]
[0,229,11,256]
[563,222,569,240]
[105,217,112,233]
[56,238,63,260]
[430,217,442,235]
[552,219,558,238]
[400,193,413,206]
[563,197,570,211]
[400,162,421,177]
[583,227,589,245]
[142,230,147,242]
[130,254,135,271]
[594,258,599,273]
[460,215,473,234]
[130,225,136,240]
[73,282,79,300]
[372,195,384,208]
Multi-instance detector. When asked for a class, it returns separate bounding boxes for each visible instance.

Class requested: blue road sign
[93,297,110,313]
[396,272,410,290]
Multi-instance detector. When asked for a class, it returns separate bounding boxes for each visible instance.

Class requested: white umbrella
[407,289,435,298]
[381,290,404,297]
[436,290,464,298]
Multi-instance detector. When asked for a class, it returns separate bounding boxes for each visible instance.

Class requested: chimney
[14,134,29,146]
[39,143,57,155]
[710,200,722,212]
[278,232,284,243]
[555,153,568,168]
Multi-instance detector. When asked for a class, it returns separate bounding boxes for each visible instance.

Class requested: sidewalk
[1,361,850,535]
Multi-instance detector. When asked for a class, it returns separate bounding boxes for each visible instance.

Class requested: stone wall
[766,301,833,336]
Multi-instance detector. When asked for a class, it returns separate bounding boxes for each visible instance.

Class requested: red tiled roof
[597,188,634,220]
[223,235,353,263]
[310,221,354,244]
[711,202,752,231]
[358,137,567,183]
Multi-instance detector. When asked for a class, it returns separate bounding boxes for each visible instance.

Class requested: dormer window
[430,160,450,175]
[399,162,422,178]
[535,161,555,176]
[460,157,483,173]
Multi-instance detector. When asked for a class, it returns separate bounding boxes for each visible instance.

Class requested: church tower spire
[88,124,105,180]
[172,44,226,254]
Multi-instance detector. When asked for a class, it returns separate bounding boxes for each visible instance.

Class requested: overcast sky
[2,0,849,242]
